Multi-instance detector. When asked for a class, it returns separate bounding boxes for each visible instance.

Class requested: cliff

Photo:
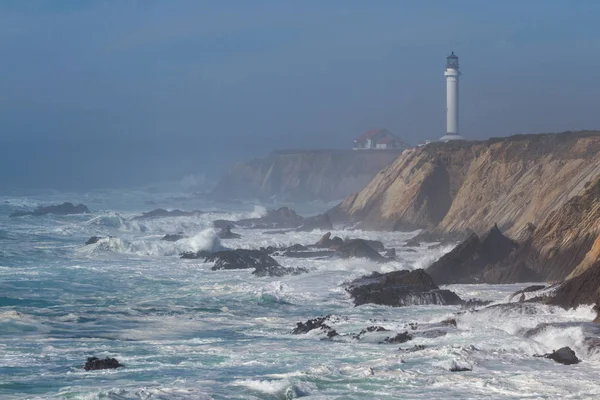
[212,149,401,202]
[337,131,600,235]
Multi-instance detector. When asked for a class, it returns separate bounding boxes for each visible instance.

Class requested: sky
[1,0,600,190]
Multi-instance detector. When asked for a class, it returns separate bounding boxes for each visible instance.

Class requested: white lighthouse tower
[440,52,465,141]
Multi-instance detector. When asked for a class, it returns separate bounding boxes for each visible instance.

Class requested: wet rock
[161,233,186,242]
[297,213,333,232]
[213,219,236,229]
[292,316,333,334]
[404,239,421,247]
[324,330,339,339]
[346,269,463,307]
[180,250,212,259]
[207,250,279,271]
[84,357,122,371]
[287,244,309,251]
[217,226,241,239]
[426,225,519,285]
[314,232,333,248]
[384,248,397,259]
[283,250,335,259]
[381,331,413,344]
[337,239,386,262]
[11,202,91,217]
[85,236,104,245]
[441,318,457,327]
[353,326,389,340]
[399,345,426,353]
[540,346,580,365]
[509,285,547,302]
[237,207,304,229]
[133,208,203,220]
[461,298,493,310]
[253,264,308,277]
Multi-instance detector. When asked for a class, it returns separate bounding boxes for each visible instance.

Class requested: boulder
[161,234,186,242]
[133,208,203,220]
[548,261,600,311]
[385,248,397,259]
[461,298,493,309]
[336,239,386,262]
[314,232,344,249]
[292,315,333,334]
[253,264,308,277]
[217,226,241,239]
[84,357,122,371]
[346,269,463,307]
[282,250,335,258]
[11,202,90,217]
[180,250,212,259]
[297,213,333,231]
[405,239,421,247]
[426,225,519,285]
[236,207,304,229]
[287,244,309,251]
[207,250,279,271]
[449,361,472,372]
[213,219,236,229]
[380,331,413,344]
[541,346,580,365]
[85,236,104,245]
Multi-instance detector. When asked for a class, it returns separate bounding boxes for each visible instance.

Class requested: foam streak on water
[1,189,599,399]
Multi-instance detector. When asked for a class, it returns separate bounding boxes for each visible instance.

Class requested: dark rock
[325,330,339,339]
[399,345,426,353]
[346,269,463,307]
[381,331,413,344]
[85,236,104,245]
[84,357,122,371]
[480,262,542,285]
[540,346,580,365]
[162,234,186,242]
[253,264,308,277]
[237,207,304,229]
[218,226,241,239]
[548,261,600,311]
[180,250,212,259]
[410,230,471,245]
[207,250,279,271]
[292,316,332,334]
[133,208,203,220]
[330,236,344,248]
[314,232,333,248]
[426,225,519,285]
[287,244,309,251]
[297,213,333,232]
[509,285,547,302]
[213,219,236,229]
[336,239,386,262]
[405,239,421,247]
[461,298,493,309]
[385,248,397,259]
[11,202,90,217]
[282,250,335,259]
[441,318,457,327]
[353,326,389,340]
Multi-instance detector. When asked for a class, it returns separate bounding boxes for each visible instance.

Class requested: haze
[1,0,599,190]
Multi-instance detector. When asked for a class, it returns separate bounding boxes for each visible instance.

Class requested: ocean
[1,188,599,399]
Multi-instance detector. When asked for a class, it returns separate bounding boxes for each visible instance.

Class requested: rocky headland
[212,149,401,202]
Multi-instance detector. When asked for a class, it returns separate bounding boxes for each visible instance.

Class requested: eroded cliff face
[212,150,400,202]
[338,131,600,236]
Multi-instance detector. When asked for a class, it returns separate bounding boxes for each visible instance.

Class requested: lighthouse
[440,52,465,141]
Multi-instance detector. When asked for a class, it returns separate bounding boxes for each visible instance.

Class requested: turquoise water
[1,189,599,399]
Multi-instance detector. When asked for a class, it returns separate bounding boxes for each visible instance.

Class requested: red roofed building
[353,128,407,150]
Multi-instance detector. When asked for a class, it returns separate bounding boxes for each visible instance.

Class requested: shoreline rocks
[11,202,90,217]
[346,269,463,307]
[133,208,204,220]
[84,357,122,371]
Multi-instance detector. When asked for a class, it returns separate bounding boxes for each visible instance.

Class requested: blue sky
[1,0,599,189]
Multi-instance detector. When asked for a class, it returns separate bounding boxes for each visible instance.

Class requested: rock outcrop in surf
[346,269,463,307]
[11,202,90,217]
